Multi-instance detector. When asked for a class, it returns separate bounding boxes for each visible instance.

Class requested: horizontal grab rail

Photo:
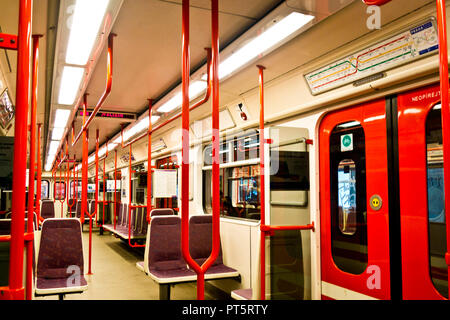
[260,222,315,233]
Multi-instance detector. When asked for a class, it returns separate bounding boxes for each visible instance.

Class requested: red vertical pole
[128,144,132,240]
[36,123,42,222]
[95,129,99,224]
[59,163,63,217]
[210,0,221,297]
[436,0,450,295]
[257,65,266,300]
[7,0,32,300]
[114,150,117,229]
[103,156,106,225]
[180,0,194,296]
[65,143,69,217]
[25,34,41,300]
[147,100,153,222]
[81,94,88,225]
[180,0,220,300]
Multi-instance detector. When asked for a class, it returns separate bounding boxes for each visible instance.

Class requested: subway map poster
[305,19,439,95]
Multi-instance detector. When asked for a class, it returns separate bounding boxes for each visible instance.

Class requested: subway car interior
[0,0,449,302]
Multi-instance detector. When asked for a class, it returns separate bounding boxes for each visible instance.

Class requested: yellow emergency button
[370,195,382,211]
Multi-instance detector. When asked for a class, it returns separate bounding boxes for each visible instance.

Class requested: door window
[425,103,448,298]
[330,121,368,275]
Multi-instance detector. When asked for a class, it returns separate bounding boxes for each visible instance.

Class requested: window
[338,159,357,235]
[69,180,82,199]
[132,163,147,205]
[203,130,260,166]
[54,182,66,200]
[425,103,448,298]
[203,165,261,221]
[329,121,368,275]
[41,180,50,199]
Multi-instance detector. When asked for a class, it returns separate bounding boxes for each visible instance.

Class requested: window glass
[234,132,259,162]
[338,159,357,236]
[54,182,66,200]
[203,165,261,221]
[41,180,50,199]
[270,151,309,191]
[330,121,368,274]
[70,181,82,199]
[425,103,448,298]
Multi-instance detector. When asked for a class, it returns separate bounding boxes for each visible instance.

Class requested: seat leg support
[159,284,171,300]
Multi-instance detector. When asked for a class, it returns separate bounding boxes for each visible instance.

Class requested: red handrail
[36,123,42,223]
[361,0,391,5]
[81,94,89,225]
[257,65,267,300]
[114,150,118,230]
[435,0,450,297]
[147,100,153,223]
[127,144,145,248]
[0,0,32,300]
[180,0,220,300]
[72,34,115,147]
[24,34,41,300]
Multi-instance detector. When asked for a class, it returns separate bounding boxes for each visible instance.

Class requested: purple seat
[189,215,239,279]
[35,219,88,299]
[0,219,30,235]
[41,200,55,220]
[231,288,253,300]
[137,208,175,274]
[75,200,82,219]
[102,203,121,234]
[147,216,196,299]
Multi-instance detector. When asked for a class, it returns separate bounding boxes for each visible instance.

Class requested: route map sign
[305,19,439,95]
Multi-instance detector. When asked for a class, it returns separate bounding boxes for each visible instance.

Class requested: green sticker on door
[341,133,353,152]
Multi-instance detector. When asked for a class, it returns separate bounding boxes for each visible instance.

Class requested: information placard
[153,169,177,198]
[305,19,439,95]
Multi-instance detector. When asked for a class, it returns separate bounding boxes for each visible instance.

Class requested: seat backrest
[89,200,96,215]
[148,216,185,271]
[135,207,143,233]
[75,200,82,218]
[150,208,174,217]
[189,215,223,266]
[122,204,129,227]
[36,219,84,279]
[117,203,123,226]
[41,201,55,220]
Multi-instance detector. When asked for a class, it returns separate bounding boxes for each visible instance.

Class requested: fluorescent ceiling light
[66,0,110,65]
[58,66,84,105]
[122,115,161,142]
[202,12,314,81]
[98,146,107,157]
[157,81,207,113]
[48,141,60,156]
[54,109,71,126]
[107,142,118,152]
[51,127,66,140]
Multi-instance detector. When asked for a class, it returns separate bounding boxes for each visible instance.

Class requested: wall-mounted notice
[305,19,439,95]
[106,180,121,192]
[153,169,177,198]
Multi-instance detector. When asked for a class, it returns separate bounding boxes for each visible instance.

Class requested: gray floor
[35,228,214,300]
